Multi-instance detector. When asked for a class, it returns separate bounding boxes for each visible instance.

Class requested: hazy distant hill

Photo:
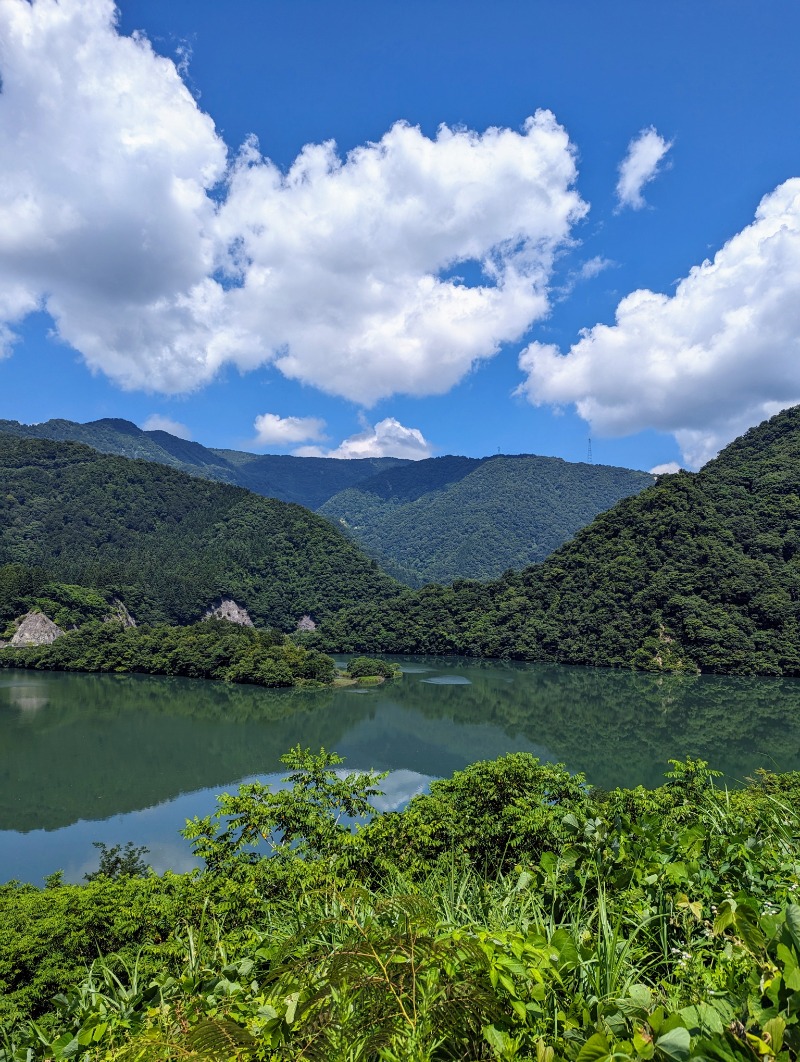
[321,406,800,675]
[0,417,653,584]
[0,434,399,628]
[320,454,654,584]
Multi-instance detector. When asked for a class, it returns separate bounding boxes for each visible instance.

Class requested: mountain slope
[321,406,800,675]
[0,419,404,507]
[0,418,654,584]
[211,449,407,509]
[320,454,654,584]
[0,434,399,628]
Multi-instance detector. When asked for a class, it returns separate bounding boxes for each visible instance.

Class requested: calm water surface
[3,656,800,883]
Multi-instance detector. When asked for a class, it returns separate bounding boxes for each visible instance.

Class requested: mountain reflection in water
[3,658,800,883]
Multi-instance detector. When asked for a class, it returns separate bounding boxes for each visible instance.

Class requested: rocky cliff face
[201,598,254,627]
[9,611,65,646]
[103,599,137,628]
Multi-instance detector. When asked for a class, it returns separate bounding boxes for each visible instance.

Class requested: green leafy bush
[346,656,396,679]
[4,753,800,1061]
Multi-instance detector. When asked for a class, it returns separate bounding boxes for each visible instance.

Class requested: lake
[3,657,800,884]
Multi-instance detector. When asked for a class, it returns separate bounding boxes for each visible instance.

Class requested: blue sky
[1,0,799,470]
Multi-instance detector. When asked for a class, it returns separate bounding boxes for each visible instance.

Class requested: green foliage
[0,422,650,586]
[0,434,400,630]
[322,406,800,675]
[84,842,151,882]
[31,582,113,630]
[346,656,397,679]
[4,753,800,1061]
[320,454,653,586]
[182,746,387,872]
[363,753,592,875]
[0,619,338,688]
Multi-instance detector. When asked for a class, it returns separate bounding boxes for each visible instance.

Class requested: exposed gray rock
[202,597,254,627]
[296,614,317,632]
[103,598,137,628]
[10,611,65,647]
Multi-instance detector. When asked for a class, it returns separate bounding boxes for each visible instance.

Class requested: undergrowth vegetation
[3,752,800,1061]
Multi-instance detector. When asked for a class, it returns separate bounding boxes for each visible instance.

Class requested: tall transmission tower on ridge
[587,437,593,464]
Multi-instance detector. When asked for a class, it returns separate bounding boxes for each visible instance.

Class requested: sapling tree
[182,746,387,872]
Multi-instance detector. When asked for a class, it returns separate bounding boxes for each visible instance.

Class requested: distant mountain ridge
[0,417,653,584]
[0,418,402,507]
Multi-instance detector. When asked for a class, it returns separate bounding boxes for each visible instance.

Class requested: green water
[3,657,800,883]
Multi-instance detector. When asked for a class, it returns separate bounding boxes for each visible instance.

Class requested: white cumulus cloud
[295,418,433,460]
[0,0,587,404]
[142,414,192,439]
[649,462,682,475]
[615,127,673,211]
[517,179,800,468]
[253,413,328,447]
[0,0,228,386]
[217,113,586,404]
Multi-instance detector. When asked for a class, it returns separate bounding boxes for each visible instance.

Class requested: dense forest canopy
[319,406,800,676]
[0,434,399,629]
[320,454,653,584]
[0,419,652,583]
[0,619,339,688]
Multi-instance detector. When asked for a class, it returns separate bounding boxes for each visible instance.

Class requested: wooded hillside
[320,406,800,675]
[0,434,399,629]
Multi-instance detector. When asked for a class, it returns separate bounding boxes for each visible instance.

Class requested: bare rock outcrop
[10,611,65,647]
[202,597,254,627]
[103,598,137,628]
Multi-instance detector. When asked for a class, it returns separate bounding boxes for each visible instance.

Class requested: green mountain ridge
[0,418,402,506]
[0,434,399,629]
[0,417,654,584]
[320,405,800,675]
[320,453,654,584]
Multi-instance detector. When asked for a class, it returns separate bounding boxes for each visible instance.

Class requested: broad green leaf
[735,905,766,954]
[483,1024,513,1055]
[576,1032,612,1062]
[656,1026,691,1062]
[284,990,300,1024]
[714,899,737,935]
[516,869,534,891]
[762,1016,785,1055]
[784,904,800,956]
[550,928,580,971]
[680,1003,724,1036]
[634,1028,655,1060]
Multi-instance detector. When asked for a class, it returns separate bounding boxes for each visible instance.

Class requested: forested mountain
[320,454,653,584]
[0,418,403,507]
[0,418,652,582]
[320,406,800,675]
[0,434,399,628]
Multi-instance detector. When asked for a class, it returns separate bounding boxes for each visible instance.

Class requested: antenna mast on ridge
[587,437,593,464]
